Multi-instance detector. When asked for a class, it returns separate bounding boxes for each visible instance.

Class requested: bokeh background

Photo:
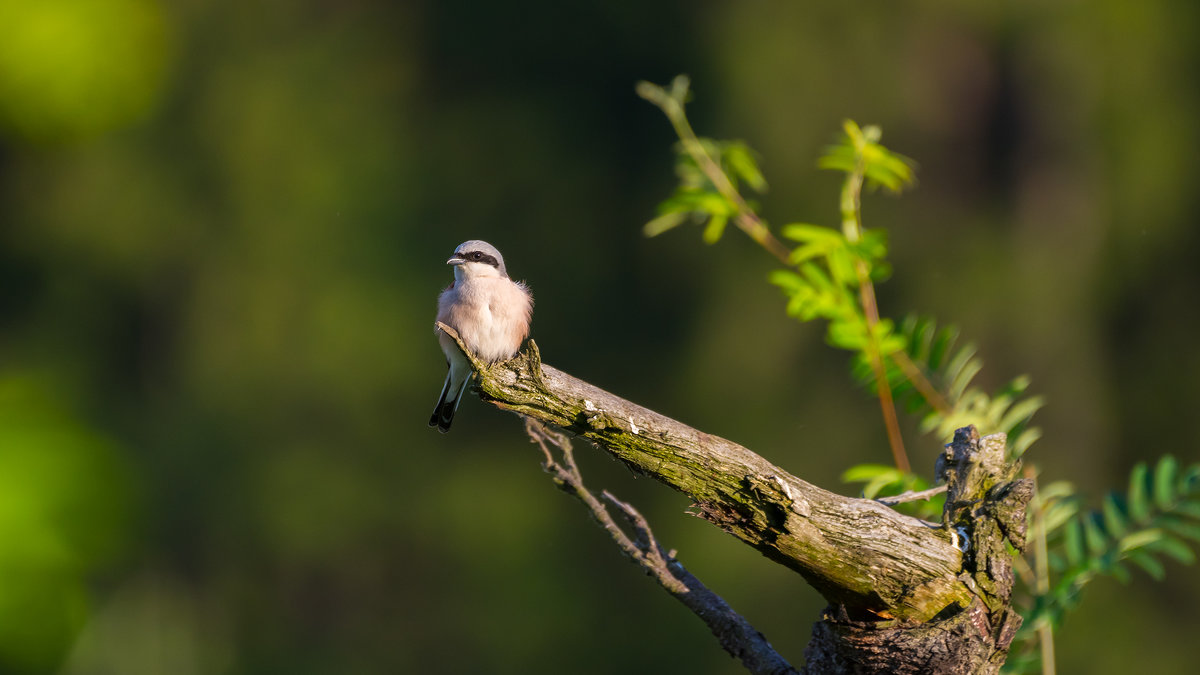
[1,1,1198,673]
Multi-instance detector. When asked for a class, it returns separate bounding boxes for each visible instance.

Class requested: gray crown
[454,239,508,276]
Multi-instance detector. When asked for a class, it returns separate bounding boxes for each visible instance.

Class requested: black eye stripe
[459,251,500,268]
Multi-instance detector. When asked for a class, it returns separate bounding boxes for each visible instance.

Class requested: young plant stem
[641,78,954,470]
[840,147,910,473]
[1028,469,1057,675]
[892,350,954,416]
[639,83,792,265]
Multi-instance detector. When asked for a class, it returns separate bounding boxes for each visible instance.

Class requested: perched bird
[430,240,533,432]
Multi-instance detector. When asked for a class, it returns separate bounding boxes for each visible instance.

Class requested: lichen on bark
[438,324,1032,672]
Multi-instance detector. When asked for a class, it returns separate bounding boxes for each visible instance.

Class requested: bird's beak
[446,255,465,266]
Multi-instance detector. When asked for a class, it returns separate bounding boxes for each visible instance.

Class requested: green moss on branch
[438,322,976,622]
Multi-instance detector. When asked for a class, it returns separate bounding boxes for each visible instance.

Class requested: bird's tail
[428,371,467,433]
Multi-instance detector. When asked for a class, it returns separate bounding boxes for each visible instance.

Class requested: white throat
[454,261,504,283]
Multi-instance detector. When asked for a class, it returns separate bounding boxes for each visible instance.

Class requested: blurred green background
[1,0,1197,673]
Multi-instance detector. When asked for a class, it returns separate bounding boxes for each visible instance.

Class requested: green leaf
[862,473,900,499]
[816,119,916,193]
[768,269,806,292]
[1038,481,1078,502]
[1041,499,1080,534]
[996,395,1045,434]
[702,213,728,244]
[826,247,857,286]
[1129,551,1166,580]
[1083,514,1107,556]
[1174,500,1200,520]
[1010,427,1042,458]
[724,141,768,193]
[1152,535,1196,564]
[1161,515,1200,543]
[841,464,906,499]
[1102,494,1128,539]
[828,319,868,350]
[947,356,983,401]
[842,463,899,482]
[1154,455,1178,510]
[782,223,841,243]
[1179,464,1200,494]
[643,211,688,237]
[1064,519,1084,566]
[1128,462,1151,523]
[1118,528,1162,553]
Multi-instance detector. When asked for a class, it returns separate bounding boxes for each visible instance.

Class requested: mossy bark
[802,426,1030,674]
[441,325,1030,671]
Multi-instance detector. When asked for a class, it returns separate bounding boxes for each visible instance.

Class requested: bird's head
[447,240,508,280]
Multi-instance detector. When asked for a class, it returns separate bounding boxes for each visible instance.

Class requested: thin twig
[874,484,948,506]
[524,419,798,675]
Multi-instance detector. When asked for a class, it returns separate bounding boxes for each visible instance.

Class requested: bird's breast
[437,278,532,363]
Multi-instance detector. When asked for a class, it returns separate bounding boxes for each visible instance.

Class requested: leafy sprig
[640,75,1197,674]
[1005,457,1200,672]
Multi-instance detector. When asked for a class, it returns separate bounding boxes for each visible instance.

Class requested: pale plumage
[430,240,533,432]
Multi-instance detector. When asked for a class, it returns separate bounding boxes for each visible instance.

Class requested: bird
[430,240,533,433]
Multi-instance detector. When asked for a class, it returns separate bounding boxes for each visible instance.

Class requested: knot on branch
[935,425,1032,651]
[803,428,1031,674]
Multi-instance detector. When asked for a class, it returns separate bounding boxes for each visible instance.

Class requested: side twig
[525,419,798,675]
[874,484,948,506]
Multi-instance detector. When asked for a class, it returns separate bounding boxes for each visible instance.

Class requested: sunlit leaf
[1129,462,1151,523]
[1154,455,1178,510]
[702,213,728,244]
[842,463,899,482]
[643,211,687,237]
[724,141,768,193]
[1118,528,1162,553]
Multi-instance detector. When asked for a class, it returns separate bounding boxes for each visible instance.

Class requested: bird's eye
[471,251,483,260]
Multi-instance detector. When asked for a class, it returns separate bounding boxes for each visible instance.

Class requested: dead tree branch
[525,419,797,674]
[438,323,1032,672]
[439,321,969,622]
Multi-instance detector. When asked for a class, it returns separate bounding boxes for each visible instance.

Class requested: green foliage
[765,125,912,357]
[643,77,1045,497]
[852,315,1045,460]
[841,464,944,520]
[0,0,172,142]
[1005,457,1200,672]
[1043,457,1199,613]
[819,120,917,195]
[0,377,135,672]
[643,79,1197,672]
[643,138,767,243]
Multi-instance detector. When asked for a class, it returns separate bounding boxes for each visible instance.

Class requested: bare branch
[525,419,798,674]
